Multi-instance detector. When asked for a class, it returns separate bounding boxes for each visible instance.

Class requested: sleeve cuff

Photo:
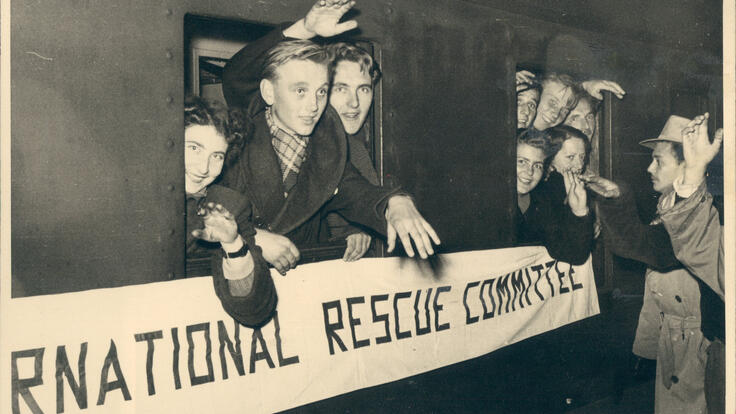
[222,253,255,281]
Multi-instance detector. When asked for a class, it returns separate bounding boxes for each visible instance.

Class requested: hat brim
[638,137,680,150]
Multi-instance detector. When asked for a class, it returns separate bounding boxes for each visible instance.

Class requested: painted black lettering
[433,286,451,331]
[371,294,392,345]
[186,323,214,386]
[544,260,556,297]
[463,281,480,324]
[216,321,244,380]
[322,300,347,355]
[511,269,527,310]
[97,340,131,405]
[531,264,546,301]
[56,343,88,413]
[393,291,412,340]
[171,327,181,390]
[523,268,533,305]
[11,348,44,414]
[273,311,299,366]
[496,273,512,315]
[414,288,433,335]
[134,331,163,396]
[347,297,370,348]
[249,329,275,373]
[556,262,570,294]
[481,278,496,319]
[569,265,584,290]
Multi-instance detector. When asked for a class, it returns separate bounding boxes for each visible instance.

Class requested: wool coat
[516,171,595,265]
[221,25,400,248]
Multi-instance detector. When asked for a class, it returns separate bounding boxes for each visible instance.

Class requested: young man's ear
[260,79,275,106]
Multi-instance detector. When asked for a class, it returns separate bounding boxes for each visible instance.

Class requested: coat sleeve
[324,162,403,237]
[207,186,277,328]
[211,237,277,328]
[659,182,724,299]
[534,189,594,266]
[596,182,680,271]
[222,24,288,112]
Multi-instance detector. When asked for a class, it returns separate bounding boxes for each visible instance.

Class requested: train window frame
[184,15,385,274]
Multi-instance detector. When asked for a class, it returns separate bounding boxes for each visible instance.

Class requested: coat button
[671,375,679,384]
[675,295,682,302]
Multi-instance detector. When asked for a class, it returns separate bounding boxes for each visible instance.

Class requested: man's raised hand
[285,0,358,39]
[682,113,723,168]
[385,196,441,259]
[581,79,625,100]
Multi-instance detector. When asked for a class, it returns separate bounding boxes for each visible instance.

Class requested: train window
[184,15,383,275]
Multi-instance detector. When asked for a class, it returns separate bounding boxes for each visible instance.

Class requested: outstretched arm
[580,79,625,100]
[660,113,724,298]
[222,0,358,110]
[193,202,277,327]
[591,180,680,271]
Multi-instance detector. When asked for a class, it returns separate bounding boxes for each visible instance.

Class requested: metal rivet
[166,96,173,104]
[165,50,173,59]
[167,184,174,191]
[386,7,393,14]
[388,111,395,118]
[169,229,175,235]
[167,272,174,279]
[166,139,174,148]
[165,8,172,16]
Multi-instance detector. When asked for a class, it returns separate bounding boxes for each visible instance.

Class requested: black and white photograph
[0,0,732,413]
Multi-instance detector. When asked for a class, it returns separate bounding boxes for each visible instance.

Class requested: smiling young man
[221,0,439,275]
[532,73,579,131]
[324,42,383,262]
[587,114,723,413]
[563,92,599,139]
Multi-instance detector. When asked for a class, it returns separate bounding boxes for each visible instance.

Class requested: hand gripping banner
[2,246,598,413]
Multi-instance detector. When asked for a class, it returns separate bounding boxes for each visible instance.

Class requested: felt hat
[638,115,691,149]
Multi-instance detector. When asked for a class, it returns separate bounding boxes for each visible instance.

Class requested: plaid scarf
[266,107,310,195]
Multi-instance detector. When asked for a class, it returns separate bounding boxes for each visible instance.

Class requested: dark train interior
[8,0,723,412]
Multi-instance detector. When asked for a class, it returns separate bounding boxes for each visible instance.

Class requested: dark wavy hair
[184,96,246,166]
[517,128,557,173]
[327,42,382,85]
[547,125,591,159]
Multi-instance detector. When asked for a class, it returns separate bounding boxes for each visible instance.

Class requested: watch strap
[223,243,249,259]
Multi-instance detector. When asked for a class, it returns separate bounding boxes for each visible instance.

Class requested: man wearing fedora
[583,114,724,413]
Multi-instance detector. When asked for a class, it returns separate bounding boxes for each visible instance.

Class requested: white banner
[1,247,598,414]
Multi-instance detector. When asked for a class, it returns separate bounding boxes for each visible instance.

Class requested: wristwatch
[223,243,249,259]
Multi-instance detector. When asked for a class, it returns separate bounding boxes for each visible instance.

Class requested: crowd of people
[514,59,724,414]
[182,0,725,412]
